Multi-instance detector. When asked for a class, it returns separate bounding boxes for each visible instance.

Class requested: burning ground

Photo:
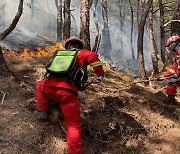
[0,46,180,154]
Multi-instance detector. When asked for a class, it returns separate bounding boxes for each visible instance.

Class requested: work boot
[35,111,48,120]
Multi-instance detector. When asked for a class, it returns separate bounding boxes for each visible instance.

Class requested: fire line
[4,43,65,58]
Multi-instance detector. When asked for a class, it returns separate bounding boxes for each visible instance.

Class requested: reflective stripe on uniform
[168,69,175,74]
[89,61,102,68]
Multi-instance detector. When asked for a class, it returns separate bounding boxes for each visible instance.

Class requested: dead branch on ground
[0,90,6,104]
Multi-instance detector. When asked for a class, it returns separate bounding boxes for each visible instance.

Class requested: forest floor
[0,51,180,154]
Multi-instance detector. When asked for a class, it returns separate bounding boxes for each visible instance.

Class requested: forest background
[0,1,180,153]
[0,0,179,79]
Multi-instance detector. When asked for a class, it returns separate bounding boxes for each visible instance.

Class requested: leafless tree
[149,6,159,74]
[80,0,93,50]
[158,0,166,64]
[101,0,112,57]
[128,0,135,60]
[0,0,24,40]
[63,0,71,40]
[137,0,153,79]
[57,0,63,41]
[170,0,180,36]
[117,0,125,54]
[92,0,100,52]
[0,0,24,76]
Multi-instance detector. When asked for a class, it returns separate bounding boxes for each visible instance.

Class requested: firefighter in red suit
[35,36,104,154]
[159,36,180,104]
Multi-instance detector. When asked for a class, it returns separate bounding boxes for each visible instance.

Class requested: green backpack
[46,49,88,91]
[46,50,78,76]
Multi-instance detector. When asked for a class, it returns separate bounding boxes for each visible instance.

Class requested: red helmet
[65,36,84,49]
[165,36,180,47]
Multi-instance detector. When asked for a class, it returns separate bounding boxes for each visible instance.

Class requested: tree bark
[149,6,159,74]
[170,0,180,36]
[0,0,24,40]
[137,0,153,79]
[118,0,125,53]
[80,0,92,50]
[57,0,63,42]
[101,0,112,58]
[0,0,24,77]
[63,0,71,40]
[92,0,100,52]
[158,0,166,64]
[0,47,11,77]
[128,0,135,60]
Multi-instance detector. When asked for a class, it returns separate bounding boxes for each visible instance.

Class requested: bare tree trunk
[137,0,153,79]
[0,0,24,76]
[0,47,11,76]
[158,0,166,64]
[137,0,140,25]
[128,0,135,60]
[149,6,159,74]
[80,0,92,50]
[63,0,71,40]
[118,0,125,52]
[170,0,180,36]
[101,0,112,57]
[57,0,63,42]
[92,0,100,52]
[0,0,24,40]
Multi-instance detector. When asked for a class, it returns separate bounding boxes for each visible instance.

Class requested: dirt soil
[0,55,180,154]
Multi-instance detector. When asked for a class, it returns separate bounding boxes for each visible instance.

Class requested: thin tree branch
[164,20,180,27]
[0,90,6,104]
[0,0,24,40]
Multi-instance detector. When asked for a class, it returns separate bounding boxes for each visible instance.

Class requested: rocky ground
[0,54,180,154]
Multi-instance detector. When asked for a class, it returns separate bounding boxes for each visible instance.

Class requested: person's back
[42,38,104,94]
[35,36,104,154]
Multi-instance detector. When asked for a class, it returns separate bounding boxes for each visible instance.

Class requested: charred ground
[0,53,180,154]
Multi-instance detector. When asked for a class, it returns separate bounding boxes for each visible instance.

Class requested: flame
[19,48,29,58]
[45,43,64,53]
[4,50,16,57]
[4,43,65,58]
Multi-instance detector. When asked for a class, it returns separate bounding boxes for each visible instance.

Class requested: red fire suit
[36,49,104,154]
[163,47,180,96]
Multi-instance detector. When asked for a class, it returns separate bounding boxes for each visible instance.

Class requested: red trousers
[166,82,180,96]
[36,80,82,154]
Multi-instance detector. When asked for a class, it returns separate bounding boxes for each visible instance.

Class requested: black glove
[92,76,104,84]
[168,78,180,85]
[172,74,179,79]
[157,75,165,81]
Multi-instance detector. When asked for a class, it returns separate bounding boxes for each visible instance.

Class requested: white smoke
[0,0,160,75]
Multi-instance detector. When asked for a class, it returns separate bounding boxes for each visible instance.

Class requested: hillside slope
[0,56,180,154]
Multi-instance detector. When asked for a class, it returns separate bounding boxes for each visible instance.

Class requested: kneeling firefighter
[35,36,104,154]
[158,36,180,104]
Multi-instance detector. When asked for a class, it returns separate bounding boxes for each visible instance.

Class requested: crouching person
[35,36,104,154]
[158,36,180,104]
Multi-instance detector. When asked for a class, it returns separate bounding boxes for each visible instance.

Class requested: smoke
[0,0,57,50]
[0,0,159,75]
